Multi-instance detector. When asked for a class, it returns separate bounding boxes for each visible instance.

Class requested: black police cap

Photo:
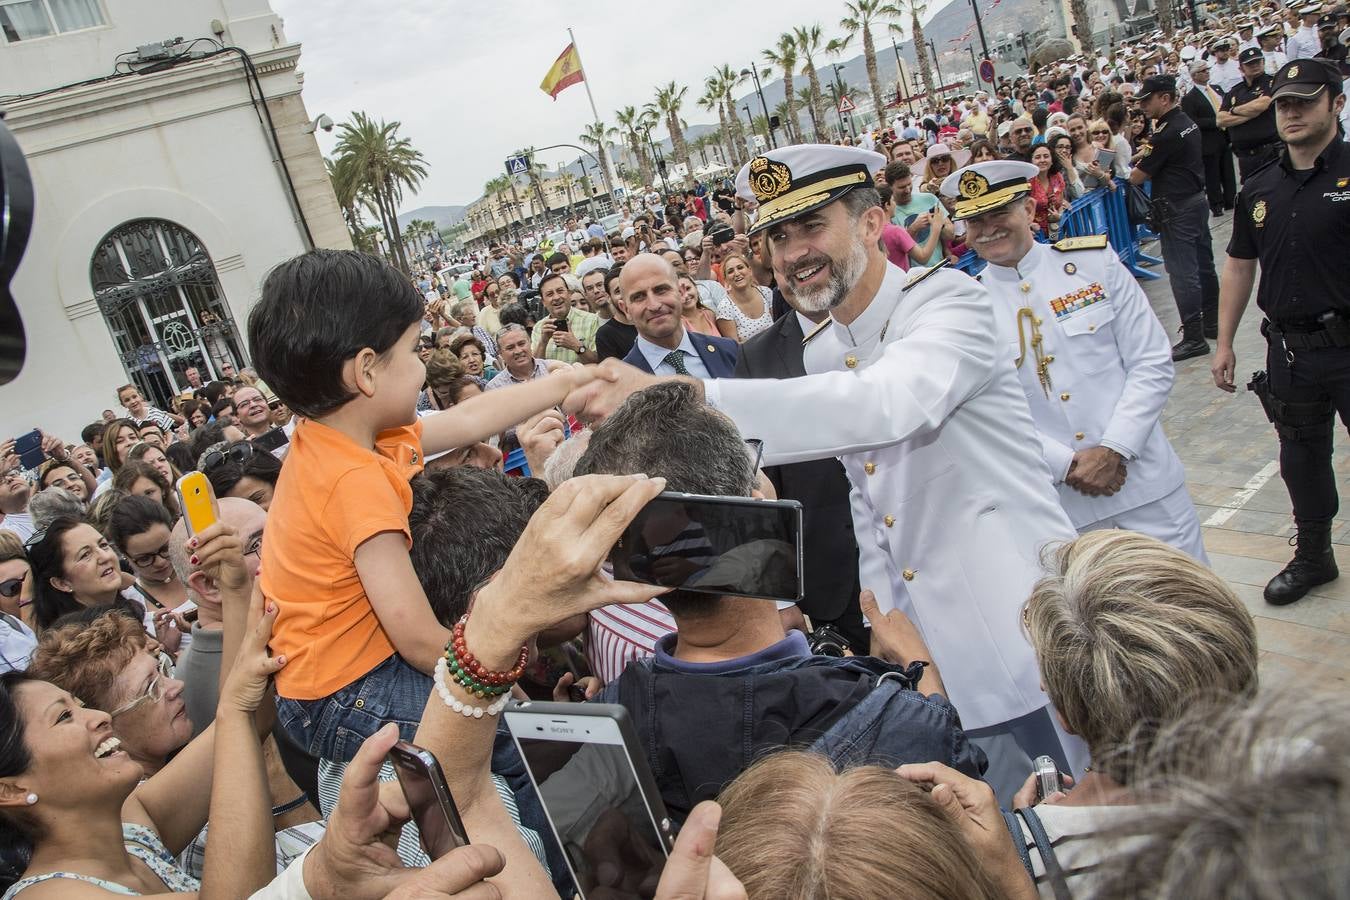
[1271,58,1344,99]
[1134,74,1178,101]
[1238,46,1266,64]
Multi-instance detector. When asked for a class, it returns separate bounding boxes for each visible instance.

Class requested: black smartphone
[250,427,289,453]
[608,491,802,604]
[388,741,470,859]
[553,317,570,333]
[504,701,675,898]
[13,430,43,470]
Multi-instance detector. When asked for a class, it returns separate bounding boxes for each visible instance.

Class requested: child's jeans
[276,653,433,764]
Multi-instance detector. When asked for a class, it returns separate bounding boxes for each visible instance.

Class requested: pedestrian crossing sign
[505,155,529,176]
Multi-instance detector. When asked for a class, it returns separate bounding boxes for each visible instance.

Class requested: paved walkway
[1139,210,1348,693]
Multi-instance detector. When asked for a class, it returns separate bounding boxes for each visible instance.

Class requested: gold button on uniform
[902,568,916,581]
[864,462,876,475]
[1075,431,1085,441]
[845,355,858,369]
[883,515,895,527]
[1088,324,1096,333]
[1060,392,1070,401]
[1019,281,1031,293]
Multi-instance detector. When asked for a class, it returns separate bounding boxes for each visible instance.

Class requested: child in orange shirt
[249,249,592,762]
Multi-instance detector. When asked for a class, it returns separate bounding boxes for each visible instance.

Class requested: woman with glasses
[106,496,195,657]
[26,517,145,633]
[0,532,36,671]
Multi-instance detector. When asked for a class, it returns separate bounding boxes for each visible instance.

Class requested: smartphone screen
[14,430,43,470]
[388,741,469,859]
[250,427,289,452]
[609,491,802,603]
[506,706,671,898]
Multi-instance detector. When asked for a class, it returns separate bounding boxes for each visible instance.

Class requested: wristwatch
[577,343,589,355]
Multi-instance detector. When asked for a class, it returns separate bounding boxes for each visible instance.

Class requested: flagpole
[568,26,620,209]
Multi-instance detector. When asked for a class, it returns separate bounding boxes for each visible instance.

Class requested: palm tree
[699,75,737,170]
[579,120,617,195]
[1068,0,1096,54]
[516,148,551,225]
[332,111,427,273]
[325,154,364,240]
[557,171,578,212]
[762,34,800,143]
[713,63,749,165]
[792,25,829,143]
[615,105,656,187]
[888,4,937,112]
[839,1,899,126]
[651,81,692,186]
[772,98,795,143]
[796,86,821,141]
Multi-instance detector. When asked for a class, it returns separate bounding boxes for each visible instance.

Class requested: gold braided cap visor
[951,183,1033,221]
[748,170,872,235]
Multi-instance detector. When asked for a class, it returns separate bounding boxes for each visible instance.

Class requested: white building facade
[0,0,348,439]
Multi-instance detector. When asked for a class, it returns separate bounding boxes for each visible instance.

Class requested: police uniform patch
[1252,199,1267,227]
[1287,64,1300,78]
[1050,282,1108,319]
[1338,177,1349,189]
[748,156,793,202]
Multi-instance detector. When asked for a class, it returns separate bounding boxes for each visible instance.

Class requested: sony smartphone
[608,491,803,604]
[250,427,289,453]
[13,430,43,470]
[504,701,675,898]
[174,472,219,536]
[388,741,470,859]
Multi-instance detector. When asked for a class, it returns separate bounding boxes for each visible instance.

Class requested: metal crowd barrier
[954,178,1162,281]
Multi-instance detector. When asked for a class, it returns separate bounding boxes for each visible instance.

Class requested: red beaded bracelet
[451,615,529,687]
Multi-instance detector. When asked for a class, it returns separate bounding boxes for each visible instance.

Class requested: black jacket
[1181,85,1227,155]
[598,652,986,823]
[734,312,861,622]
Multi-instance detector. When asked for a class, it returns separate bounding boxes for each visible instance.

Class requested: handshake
[555,358,703,424]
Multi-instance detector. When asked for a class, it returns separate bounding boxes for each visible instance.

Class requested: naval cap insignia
[958,170,990,199]
[749,156,793,202]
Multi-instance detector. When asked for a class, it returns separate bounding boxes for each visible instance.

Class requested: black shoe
[1265,521,1339,605]
[1171,318,1210,361]
[1211,206,1223,217]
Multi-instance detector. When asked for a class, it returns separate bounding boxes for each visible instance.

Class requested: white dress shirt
[635,330,712,379]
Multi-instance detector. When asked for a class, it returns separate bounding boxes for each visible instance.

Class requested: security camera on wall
[303,114,334,134]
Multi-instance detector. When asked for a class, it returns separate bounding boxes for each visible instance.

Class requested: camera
[707,222,735,246]
[806,624,851,658]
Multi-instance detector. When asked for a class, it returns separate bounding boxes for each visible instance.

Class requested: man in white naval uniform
[944,161,1208,561]
[565,144,1089,799]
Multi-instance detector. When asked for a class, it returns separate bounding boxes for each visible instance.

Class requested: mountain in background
[397,205,467,231]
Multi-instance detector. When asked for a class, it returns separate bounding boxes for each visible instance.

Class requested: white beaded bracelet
[433,656,511,719]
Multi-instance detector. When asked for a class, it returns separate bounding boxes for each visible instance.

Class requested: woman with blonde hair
[1010,529,1259,898]
[716,751,1029,899]
[714,252,774,342]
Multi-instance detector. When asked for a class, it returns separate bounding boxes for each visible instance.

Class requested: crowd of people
[0,0,1347,896]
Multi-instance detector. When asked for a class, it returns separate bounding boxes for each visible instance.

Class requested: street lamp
[831,64,857,139]
[641,127,670,193]
[968,0,992,63]
[741,103,754,156]
[740,66,776,148]
[890,34,917,115]
[927,40,947,103]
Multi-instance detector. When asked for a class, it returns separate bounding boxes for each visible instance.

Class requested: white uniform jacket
[705,264,1076,729]
[978,241,1186,529]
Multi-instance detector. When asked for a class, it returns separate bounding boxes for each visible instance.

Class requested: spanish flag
[540,43,584,100]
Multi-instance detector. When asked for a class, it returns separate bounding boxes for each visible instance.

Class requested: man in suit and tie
[1182,58,1237,216]
[621,254,739,377]
[734,288,867,651]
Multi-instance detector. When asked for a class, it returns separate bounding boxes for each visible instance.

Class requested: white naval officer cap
[938,160,1039,221]
[735,143,887,236]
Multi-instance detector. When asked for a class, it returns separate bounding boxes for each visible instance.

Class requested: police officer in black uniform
[1218,47,1282,180]
[1213,59,1348,606]
[1130,74,1219,360]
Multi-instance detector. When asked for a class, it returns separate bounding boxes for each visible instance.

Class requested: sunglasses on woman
[201,442,256,472]
[0,577,22,599]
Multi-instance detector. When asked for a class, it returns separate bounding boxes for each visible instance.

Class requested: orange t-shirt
[263,418,425,700]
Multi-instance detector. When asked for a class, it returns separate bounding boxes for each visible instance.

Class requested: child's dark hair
[248,249,423,419]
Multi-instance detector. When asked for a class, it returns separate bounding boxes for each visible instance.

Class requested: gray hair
[29,488,84,530]
[1094,687,1350,898]
[1024,530,1258,781]
[542,432,591,491]
[574,381,755,498]
[451,299,477,320]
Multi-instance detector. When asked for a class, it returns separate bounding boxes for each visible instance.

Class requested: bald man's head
[169,497,266,621]
[620,254,684,346]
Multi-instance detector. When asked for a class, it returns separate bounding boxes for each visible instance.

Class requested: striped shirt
[586,599,677,685]
[1012,803,1137,898]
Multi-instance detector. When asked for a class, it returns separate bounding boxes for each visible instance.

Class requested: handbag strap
[1016,806,1073,900]
[1001,809,1035,879]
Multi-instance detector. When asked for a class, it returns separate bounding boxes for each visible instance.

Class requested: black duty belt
[1262,313,1350,350]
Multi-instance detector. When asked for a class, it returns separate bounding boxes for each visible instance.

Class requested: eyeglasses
[744,438,764,472]
[1090,129,1111,135]
[243,531,263,558]
[22,528,47,552]
[109,653,175,718]
[0,578,22,599]
[129,540,171,569]
[201,442,255,471]
[235,395,267,409]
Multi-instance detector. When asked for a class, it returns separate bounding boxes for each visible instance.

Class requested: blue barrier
[954,178,1161,281]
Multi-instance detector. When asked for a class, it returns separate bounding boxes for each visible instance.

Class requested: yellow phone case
[176,471,219,536]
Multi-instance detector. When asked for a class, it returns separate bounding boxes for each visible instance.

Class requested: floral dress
[715,286,775,342]
[2,823,200,897]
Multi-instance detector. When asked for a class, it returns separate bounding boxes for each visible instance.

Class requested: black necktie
[662,350,690,375]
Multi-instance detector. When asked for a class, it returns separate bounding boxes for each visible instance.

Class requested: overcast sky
[269,0,941,213]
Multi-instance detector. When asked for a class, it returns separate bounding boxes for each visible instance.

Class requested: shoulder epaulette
[802,318,831,347]
[902,257,950,292]
[1052,235,1109,251]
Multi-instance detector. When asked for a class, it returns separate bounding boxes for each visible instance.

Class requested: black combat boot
[1171,317,1210,362]
[1265,520,1340,606]
[1202,299,1219,339]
